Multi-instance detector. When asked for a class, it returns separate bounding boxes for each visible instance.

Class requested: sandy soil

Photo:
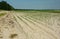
[0,11,60,39]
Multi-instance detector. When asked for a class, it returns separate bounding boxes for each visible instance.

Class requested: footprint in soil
[8,20,15,28]
[9,20,14,24]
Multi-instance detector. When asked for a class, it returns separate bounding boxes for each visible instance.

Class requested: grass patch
[0,13,6,16]
[14,9,60,13]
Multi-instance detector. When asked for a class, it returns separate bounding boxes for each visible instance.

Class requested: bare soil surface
[0,11,60,39]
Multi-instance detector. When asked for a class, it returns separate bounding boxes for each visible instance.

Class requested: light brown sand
[0,11,60,39]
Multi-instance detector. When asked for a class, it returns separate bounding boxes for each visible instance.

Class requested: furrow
[21,16,58,39]
[13,13,40,39]
[13,14,28,39]
[17,16,34,31]
[17,15,40,31]
[26,16,55,31]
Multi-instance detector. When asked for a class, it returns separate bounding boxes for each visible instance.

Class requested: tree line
[0,1,14,10]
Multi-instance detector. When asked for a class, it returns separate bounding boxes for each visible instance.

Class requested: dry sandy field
[0,11,60,39]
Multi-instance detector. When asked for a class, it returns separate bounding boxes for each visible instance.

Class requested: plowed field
[0,11,60,39]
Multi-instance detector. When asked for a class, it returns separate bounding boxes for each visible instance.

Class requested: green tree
[0,1,14,10]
